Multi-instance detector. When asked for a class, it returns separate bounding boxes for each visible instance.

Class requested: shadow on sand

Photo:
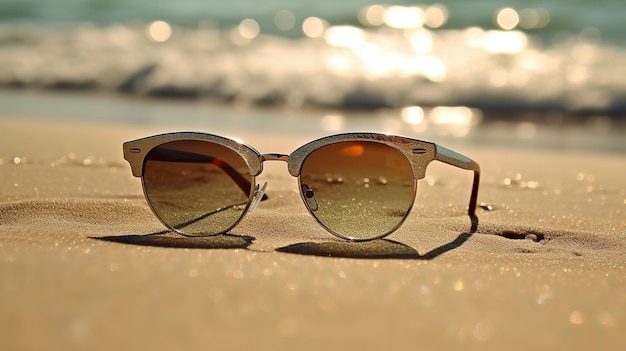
[94,216,478,259]
[93,232,255,250]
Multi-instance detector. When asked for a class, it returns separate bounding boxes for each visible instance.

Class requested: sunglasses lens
[299,141,415,240]
[142,140,253,235]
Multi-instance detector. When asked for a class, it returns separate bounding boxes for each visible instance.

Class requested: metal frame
[123,132,480,241]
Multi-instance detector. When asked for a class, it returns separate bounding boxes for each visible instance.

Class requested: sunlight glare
[408,30,433,53]
[321,114,344,132]
[385,6,424,29]
[401,106,425,125]
[408,56,447,82]
[482,30,528,53]
[430,106,480,137]
[324,26,366,49]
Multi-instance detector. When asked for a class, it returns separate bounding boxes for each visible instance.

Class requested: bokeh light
[320,114,344,132]
[146,20,172,42]
[482,30,528,53]
[275,10,295,31]
[408,56,447,82]
[302,17,326,38]
[519,8,551,29]
[324,26,365,49]
[359,5,386,26]
[4,0,622,126]
[385,6,424,29]
[431,106,474,126]
[496,8,519,30]
[408,30,433,54]
[401,106,424,125]
[239,19,260,40]
[424,5,448,28]
[430,106,481,137]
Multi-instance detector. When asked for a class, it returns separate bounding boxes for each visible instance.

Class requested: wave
[1,21,625,114]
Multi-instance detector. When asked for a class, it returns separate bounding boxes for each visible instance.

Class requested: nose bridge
[261,153,289,163]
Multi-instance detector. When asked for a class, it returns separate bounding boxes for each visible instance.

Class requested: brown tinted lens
[142,140,253,235]
[299,141,416,240]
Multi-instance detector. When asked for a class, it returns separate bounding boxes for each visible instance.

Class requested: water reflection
[385,6,424,29]
[320,114,344,132]
[401,106,424,125]
[317,105,483,137]
[324,26,365,49]
[398,106,482,137]
[481,30,528,53]
[359,4,449,29]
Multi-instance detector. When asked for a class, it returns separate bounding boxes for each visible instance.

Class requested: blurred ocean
[1,0,625,118]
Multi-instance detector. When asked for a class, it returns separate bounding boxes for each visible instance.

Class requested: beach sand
[1,115,625,350]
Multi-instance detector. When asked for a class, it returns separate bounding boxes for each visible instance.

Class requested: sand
[1,116,625,350]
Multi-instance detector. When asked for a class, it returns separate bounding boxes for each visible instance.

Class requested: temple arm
[147,147,268,201]
[435,145,480,216]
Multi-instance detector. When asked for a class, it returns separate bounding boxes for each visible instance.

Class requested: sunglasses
[123,132,480,241]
